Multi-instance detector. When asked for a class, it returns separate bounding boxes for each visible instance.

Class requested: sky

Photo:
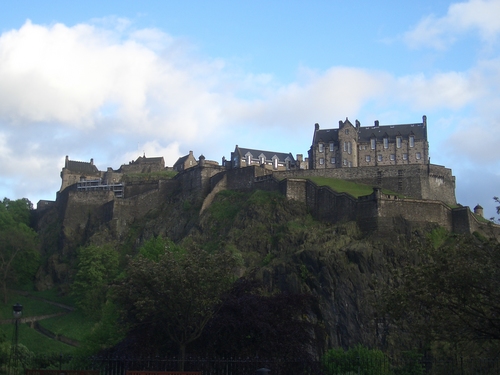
[0,0,499,219]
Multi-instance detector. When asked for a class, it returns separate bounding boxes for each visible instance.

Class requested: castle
[37,116,499,240]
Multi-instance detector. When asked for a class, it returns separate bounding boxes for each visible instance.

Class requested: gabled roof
[313,128,339,144]
[133,156,165,165]
[357,122,426,142]
[312,117,427,144]
[66,160,99,174]
[234,146,295,162]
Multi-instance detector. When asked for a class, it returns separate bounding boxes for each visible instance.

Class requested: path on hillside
[1,290,80,347]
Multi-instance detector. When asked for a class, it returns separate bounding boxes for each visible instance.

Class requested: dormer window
[409,136,415,147]
[370,138,376,150]
[246,155,251,166]
[383,138,389,149]
[329,143,334,152]
[396,137,402,148]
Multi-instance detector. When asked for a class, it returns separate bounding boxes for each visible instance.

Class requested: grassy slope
[306,176,404,198]
[0,290,95,355]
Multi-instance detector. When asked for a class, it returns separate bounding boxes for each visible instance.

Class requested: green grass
[306,176,403,198]
[0,323,76,354]
[0,292,66,320]
[26,288,76,307]
[37,310,96,342]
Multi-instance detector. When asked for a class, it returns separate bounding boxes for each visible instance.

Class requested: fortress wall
[226,166,258,191]
[124,181,159,198]
[175,165,226,199]
[421,164,456,205]
[306,182,359,223]
[281,179,307,202]
[254,175,280,193]
[274,164,456,204]
[378,197,454,231]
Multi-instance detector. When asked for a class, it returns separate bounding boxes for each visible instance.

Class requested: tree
[382,231,500,355]
[193,279,321,360]
[0,198,39,303]
[114,246,238,370]
[71,244,119,319]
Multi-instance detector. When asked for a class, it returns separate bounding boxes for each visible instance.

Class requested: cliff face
[35,184,432,354]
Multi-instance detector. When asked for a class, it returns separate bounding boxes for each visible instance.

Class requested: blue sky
[1,0,499,219]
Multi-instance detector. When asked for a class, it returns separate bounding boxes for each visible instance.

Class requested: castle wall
[124,181,159,198]
[274,164,456,206]
[377,196,454,231]
[175,164,226,200]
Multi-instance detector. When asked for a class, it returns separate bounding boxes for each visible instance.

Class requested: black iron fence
[12,354,500,375]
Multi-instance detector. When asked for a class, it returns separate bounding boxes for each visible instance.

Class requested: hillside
[32,180,454,357]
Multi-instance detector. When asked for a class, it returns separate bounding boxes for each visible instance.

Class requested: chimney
[65,155,69,168]
[90,158,94,165]
[199,154,205,167]
[355,120,360,129]
[423,115,427,127]
[374,120,379,127]
[297,154,303,163]
[315,123,320,131]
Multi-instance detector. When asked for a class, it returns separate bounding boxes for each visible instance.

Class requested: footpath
[0,290,80,347]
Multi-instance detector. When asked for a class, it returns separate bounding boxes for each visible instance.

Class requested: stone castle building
[42,115,499,240]
[228,145,299,171]
[309,116,428,169]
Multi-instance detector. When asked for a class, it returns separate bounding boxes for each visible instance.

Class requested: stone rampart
[274,164,456,206]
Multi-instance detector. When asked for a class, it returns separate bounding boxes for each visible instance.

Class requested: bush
[322,345,389,375]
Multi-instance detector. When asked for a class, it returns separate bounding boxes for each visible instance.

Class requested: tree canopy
[382,230,500,356]
[114,244,238,369]
[0,198,39,303]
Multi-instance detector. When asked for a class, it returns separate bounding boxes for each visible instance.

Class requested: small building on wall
[228,145,297,171]
[60,156,101,192]
[309,116,429,170]
[173,151,198,172]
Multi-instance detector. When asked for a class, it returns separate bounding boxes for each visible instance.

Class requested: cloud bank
[0,7,499,218]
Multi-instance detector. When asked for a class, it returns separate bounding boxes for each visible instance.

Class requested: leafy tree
[193,279,321,360]
[114,246,238,370]
[382,231,500,355]
[0,198,39,303]
[71,244,119,319]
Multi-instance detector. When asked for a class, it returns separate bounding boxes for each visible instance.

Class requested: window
[348,161,352,167]
[347,141,352,155]
[330,157,336,164]
[246,155,251,165]
[273,158,278,169]
[390,154,395,161]
[416,152,421,160]
[383,138,389,149]
[345,129,349,134]
[319,158,324,165]
[343,159,347,166]
[260,156,265,164]
[370,138,376,150]
[366,155,371,162]
[403,153,408,160]
[318,143,324,153]
[409,136,415,147]
[378,155,383,162]
[329,143,334,152]
[396,137,402,148]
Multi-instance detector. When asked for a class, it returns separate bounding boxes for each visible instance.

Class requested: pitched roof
[234,146,295,162]
[313,119,427,143]
[66,160,99,174]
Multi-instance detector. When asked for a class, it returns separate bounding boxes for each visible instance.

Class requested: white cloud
[404,0,500,50]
